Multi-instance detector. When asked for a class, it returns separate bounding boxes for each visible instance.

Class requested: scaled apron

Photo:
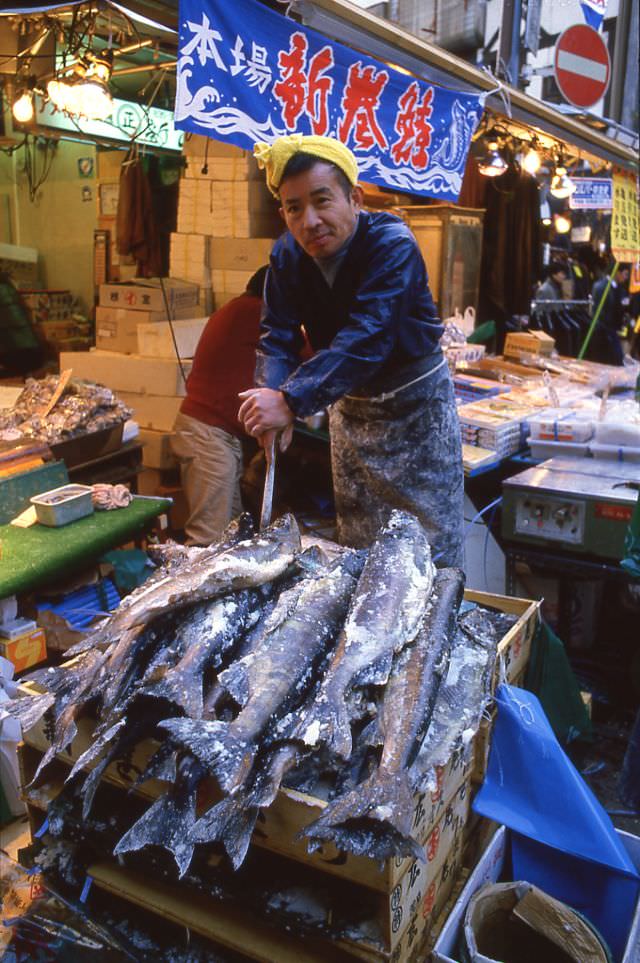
[329,357,464,566]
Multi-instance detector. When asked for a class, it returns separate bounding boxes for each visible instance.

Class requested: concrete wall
[0,117,98,313]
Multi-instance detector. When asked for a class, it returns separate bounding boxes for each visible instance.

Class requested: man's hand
[238,388,294,452]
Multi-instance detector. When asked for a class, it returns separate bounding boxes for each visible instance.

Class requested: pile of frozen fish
[9,511,514,876]
[0,376,131,445]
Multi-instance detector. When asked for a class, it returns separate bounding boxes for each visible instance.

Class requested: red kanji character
[306,46,334,136]
[391,82,434,170]
[274,32,308,130]
[422,881,437,918]
[427,824,441,862]
[339,62,389,150]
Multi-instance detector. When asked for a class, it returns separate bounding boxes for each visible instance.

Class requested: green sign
[35,97,184,152]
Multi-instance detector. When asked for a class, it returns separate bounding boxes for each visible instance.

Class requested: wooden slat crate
[16,590,539,961]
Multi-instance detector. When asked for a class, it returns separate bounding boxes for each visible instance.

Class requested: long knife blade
[259,433,277,530]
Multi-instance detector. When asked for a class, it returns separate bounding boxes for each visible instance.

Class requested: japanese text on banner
[175,0,485,202]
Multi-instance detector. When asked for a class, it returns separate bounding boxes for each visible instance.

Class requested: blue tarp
[473,684,640,961]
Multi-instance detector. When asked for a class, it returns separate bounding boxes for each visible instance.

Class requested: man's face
[552,270,566,284]
[278,162,363,259]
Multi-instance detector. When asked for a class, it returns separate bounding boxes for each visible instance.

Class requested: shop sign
[569,177,612,210]
[35,98,184,151]
[611,170,640,263]
[175,0,485,201]
[554,25,610,109]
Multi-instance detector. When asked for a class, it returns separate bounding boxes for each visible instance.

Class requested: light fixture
[540,199,552,226]
[550,164,576,199]
[74,76,113,120]
[554,213,571,234]
[13,90,35,124]
[477,139,508,178]
[522,139,541,175]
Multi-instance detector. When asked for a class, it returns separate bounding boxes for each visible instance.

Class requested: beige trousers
[170,411,243,546]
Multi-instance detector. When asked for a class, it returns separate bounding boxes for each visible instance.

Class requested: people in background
[238,135,463,566]
[590,261,630,366]
[535,262,567,302]
[170,266,268,545]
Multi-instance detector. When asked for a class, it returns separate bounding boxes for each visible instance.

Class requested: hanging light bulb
[550,165,576,199]
[74,76,113,120]
[522,141,541,175]
[477,139,508,178]
[540,199,552,226]
[47,77,73,111]
[554,213,571,234]
[13,90,34,124]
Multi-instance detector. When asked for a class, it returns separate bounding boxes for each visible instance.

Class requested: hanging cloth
[116,150,163,278]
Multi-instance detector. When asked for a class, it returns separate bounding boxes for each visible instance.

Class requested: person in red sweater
[170,266,268,544]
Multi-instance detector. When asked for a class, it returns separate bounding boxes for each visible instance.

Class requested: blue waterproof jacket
[255,210,443,417]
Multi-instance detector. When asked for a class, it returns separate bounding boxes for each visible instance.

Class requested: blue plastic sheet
[473,684,640,961]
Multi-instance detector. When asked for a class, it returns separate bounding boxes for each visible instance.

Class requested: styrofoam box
[137,318,208,359]
[594,421,640,447]
[529,439,590,460]
[591,442,640,463]
[433,825,640,963]
[528,411,594,443]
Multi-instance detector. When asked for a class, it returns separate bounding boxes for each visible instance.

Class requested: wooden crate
[16,590,538,961]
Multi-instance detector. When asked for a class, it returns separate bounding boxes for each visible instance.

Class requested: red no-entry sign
[554,24,611,109]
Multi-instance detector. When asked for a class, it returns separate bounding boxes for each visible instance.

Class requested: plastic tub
[590,442,640,463]
[528,439,590,460]
[593,421,640,448]
[31,484,94,527]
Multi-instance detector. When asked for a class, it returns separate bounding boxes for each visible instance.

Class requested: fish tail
[114,791,195,878]
[303,768,424,862]
[191,798,258,870]
[211,728,254,795]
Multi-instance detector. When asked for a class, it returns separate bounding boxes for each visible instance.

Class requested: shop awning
[295,0,638,171]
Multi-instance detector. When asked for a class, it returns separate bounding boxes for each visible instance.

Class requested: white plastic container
[31,484,94,527]
[594,420,640,448]
[591,442,640,463]
[528,410,594,443]
[529,439,590,460]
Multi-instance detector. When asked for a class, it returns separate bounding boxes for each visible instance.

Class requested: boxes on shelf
[184,154,260,181]
[504,330,555,361]
[0,242,39,288]
[59,351,191,397]
[21,289,73,322]
[139,429,177,470]
[137,317,208,359]
[98,279,199,314]
[0,625,46,673]
[183,134,251,160]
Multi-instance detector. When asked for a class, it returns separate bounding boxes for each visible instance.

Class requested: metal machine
[502,457,639,559]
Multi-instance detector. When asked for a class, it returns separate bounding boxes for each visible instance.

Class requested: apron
[329,357,464,567]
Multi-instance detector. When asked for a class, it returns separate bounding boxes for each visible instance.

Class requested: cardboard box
[504,330,555,361]
[117,392,183,432]
[0,627,46,673]
[137,317,208,359]
[177,180,279,238]
[98,278,199,313]
[211,269,253,295]
[184,154,259,181]
[59,350,191,397]
[433,825,640,963]
[96,304,197,327]
[183,134,249,159]
[139,429,177,470]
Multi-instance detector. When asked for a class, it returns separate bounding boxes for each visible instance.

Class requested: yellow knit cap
[253,134,359,197]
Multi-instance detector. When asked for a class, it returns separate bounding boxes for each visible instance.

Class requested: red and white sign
[554,24,611,109]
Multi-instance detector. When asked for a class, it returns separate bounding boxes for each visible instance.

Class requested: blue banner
[175,0,486,201]
[580,0,607,31]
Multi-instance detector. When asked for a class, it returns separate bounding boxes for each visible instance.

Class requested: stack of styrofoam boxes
[61,278,201,521]
[172,135,280,313]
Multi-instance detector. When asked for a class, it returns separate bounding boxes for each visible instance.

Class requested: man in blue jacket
[238,135,463,565]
